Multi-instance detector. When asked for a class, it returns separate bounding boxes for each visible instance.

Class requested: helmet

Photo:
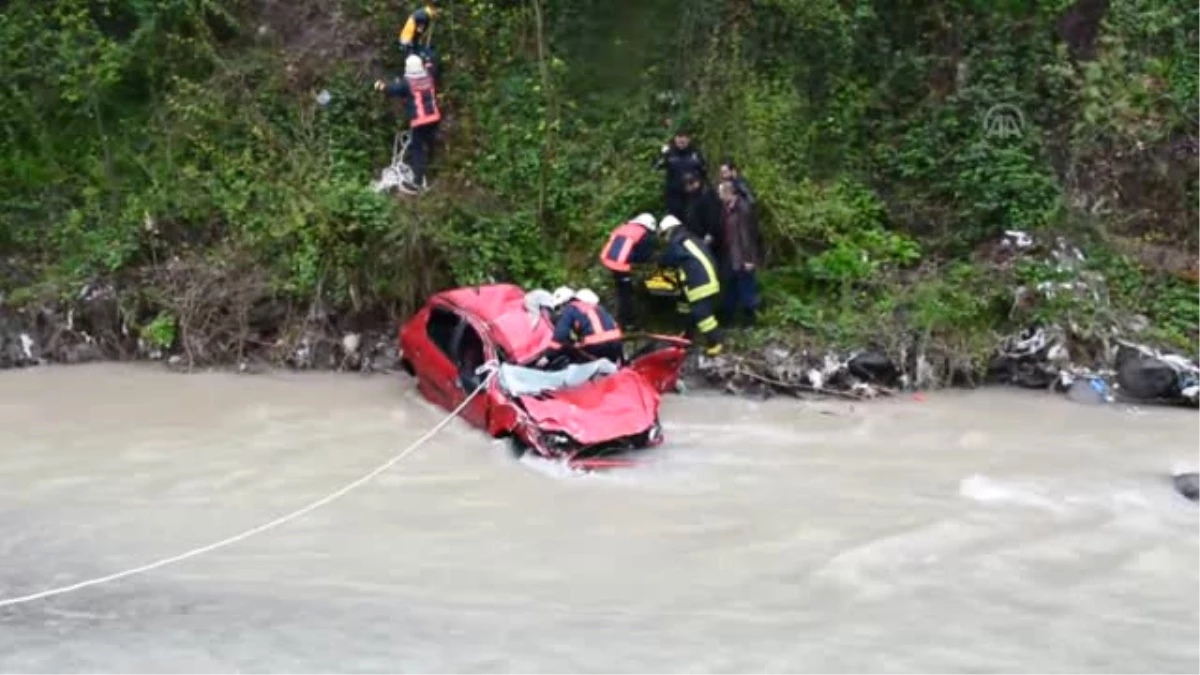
[659,215,682,232]
[631,213,657,230]
[404,54,427,78]
[574,288,600,305]
[550,286,575,308]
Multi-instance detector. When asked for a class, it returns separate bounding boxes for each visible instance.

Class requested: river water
[0,364,1196,673]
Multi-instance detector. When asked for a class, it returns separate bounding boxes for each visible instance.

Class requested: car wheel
[400,358,416,376]
[509,435,529,460]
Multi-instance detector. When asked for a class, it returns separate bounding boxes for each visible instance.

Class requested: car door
[413,304,467,413]
[448,315,494,430]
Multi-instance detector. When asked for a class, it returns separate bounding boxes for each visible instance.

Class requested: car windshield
[496,359,620,397]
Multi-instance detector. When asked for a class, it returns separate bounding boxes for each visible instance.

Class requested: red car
[398,284,689,468]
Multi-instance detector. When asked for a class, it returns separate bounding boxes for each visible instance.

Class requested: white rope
[371,131,416,193]
[0,365,498,609]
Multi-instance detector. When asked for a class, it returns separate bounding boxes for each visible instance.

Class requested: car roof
[433,284,554,364]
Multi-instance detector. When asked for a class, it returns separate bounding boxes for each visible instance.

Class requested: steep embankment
[0,0,1196,401]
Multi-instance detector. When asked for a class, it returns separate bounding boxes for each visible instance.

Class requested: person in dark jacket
[719,158,756,208]
[654,129,706,219]
[716,180,763,327]
[374,54,442,193]
[682,172,722,246]
[658,215,723,356]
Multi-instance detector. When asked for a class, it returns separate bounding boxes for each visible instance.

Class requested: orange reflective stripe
[576,302,622,346]
[406,75,442,127]
[598,222,646,272]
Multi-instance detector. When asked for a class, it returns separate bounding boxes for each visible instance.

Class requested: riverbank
[2,282,1196,410]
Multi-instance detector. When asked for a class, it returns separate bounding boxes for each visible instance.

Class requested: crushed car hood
[516,369,660,445]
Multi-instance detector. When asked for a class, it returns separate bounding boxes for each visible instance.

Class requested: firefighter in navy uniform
[374,54,442,193]
[657,215,723,356]
[598,212,658,329]
[546,288,625,365]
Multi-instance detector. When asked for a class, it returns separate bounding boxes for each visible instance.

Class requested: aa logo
[983,104,1025,140]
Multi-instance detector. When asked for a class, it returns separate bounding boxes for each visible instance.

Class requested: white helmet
[574,288,600,305]
[659,214,682,232]
[550,286,575,308]
[631,213,657,230]
[404,54,427,78]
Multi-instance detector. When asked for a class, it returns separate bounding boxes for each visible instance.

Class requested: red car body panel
[514,368,660,445]
[436,285,553,365]
[398,283,688,461]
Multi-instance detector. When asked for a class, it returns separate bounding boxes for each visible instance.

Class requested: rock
[1172,472,1199,502]
[847,350,898,385]
[342,332,361,355]
[1116,356,1180,400]
[167,354,185,368]
[63,342,103,364]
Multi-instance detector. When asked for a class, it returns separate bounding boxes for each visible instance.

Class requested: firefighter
[398,2,438,55]
[657,214,723,356]
[546,288,625,365]
[374,54,442,193]
[598,212,658,329]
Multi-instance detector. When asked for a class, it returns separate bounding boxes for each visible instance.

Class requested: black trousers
[409,122,439,184]
[582,341,625,365]
[612,271,636,327]
[665,188,687,220]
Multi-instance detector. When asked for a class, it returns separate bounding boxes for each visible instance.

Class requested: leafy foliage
[0,0,1194,362]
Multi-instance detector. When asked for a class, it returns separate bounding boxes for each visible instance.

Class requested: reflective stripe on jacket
[550,301,622,349]
[660,232,720,302]
[599,222,651,272]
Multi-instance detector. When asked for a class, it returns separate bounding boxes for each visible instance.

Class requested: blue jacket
[550,301,622,350]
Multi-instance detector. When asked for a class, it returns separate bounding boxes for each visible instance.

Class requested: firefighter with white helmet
[598,212,660,329]
[657,214,723,355]
[544,287,625,365]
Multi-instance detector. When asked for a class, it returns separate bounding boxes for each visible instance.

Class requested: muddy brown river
[0,364,1196,673]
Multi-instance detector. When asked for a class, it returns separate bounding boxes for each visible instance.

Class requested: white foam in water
[959,474,1066,513]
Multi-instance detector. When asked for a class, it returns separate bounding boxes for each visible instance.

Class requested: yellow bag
[644,269,681,298]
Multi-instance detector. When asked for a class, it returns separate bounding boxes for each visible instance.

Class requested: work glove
[373,80,387,92]
[660,144,670,154]
[535,355,550,368]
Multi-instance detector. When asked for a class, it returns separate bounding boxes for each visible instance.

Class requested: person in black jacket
[682,172,721,245]
[654,129,707,219]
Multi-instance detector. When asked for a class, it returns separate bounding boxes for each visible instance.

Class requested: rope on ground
[0,365,499,610]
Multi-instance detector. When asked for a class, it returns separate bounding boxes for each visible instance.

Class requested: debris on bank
[1,229,1195,410]
[689,347,900,401]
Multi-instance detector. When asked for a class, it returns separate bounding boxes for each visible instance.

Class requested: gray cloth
[497,359,619,397]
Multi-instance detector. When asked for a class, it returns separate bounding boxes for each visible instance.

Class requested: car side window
[457,321,486,368]
[453,320,488,390]
[425,306,461,361]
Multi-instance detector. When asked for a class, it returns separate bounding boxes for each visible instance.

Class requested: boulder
[1116,356,1179,400]
[1173,472,1199,502]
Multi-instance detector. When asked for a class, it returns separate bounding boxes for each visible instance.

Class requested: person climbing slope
[599,213,659,329]
[398,1,439,55]
[657,215,723,356]
[374,54,443,194]
[545,288,626,365]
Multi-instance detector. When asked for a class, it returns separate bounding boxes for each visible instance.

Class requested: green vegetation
[1,0,1196,366]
